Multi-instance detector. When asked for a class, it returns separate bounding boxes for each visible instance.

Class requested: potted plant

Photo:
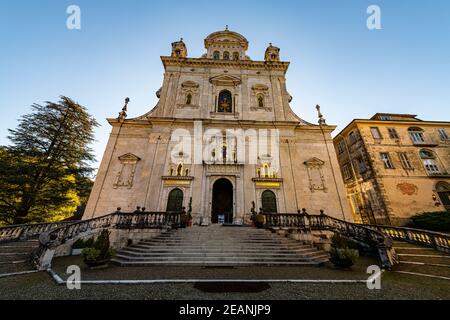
[329,233,359,268]
[81,229,115,268]
[254,214,265,229]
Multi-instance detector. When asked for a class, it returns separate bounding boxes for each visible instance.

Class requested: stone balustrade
[0,221,76,243]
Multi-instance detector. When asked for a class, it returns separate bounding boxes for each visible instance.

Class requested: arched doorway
[261,190,277,213]
[436,182,450,211]
[166,188,183,212]
[211,178,233,224]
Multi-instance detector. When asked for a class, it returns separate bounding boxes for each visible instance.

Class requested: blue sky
[1,0,449,171]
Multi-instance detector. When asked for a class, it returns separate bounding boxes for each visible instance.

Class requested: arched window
[223,51,230,60]
[213,51,220,60]
[233,52,239,60]
[257,94,264,108]
[218,90,233,113]
[436,182,450,210]
[262,190,277,213]
[420,149,440,174]
[408,127,425,144]
[166,188,183,212]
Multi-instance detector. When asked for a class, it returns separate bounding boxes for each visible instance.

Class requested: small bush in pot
[329,233,359,268]
[82,229,115,267]
[254,214,265,228]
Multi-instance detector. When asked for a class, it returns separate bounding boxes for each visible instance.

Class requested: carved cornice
[161,56,289,72]
[252,178,284,182]
[161,176,194,181]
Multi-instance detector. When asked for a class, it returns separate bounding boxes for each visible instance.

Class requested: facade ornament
[118,97,130,120]
[316,104,327,125]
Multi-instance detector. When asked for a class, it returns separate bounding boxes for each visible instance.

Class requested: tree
[0,96,98,225]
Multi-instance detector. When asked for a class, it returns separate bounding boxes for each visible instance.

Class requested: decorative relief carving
[177,81,200,108]
[397,183,418,195]
[114,153,141,189]
[304,157,327,192]
[206,164,242,175]
[250,84,271,111]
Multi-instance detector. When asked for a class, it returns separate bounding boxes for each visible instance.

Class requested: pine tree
[0,96,98,225]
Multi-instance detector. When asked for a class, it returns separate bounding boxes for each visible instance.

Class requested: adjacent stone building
[83,28,352,223]
[333,113,450,226]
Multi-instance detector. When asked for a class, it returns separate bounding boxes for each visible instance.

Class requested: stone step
[117,251,327,259]
[111,259,326,267]
[113,225,329,267]
[113,255,328,263]
[122,247,319,255]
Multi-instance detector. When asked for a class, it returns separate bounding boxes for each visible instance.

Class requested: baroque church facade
[83,28,352,224]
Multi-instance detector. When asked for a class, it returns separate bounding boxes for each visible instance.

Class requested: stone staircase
[393,241,450,280]
[0,239,39,275]
[112,225,329,266]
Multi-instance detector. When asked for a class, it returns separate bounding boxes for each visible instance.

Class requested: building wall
[84,120,352,223]
[334,118,450,226]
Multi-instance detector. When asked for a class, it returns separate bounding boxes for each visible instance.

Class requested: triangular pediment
[118,153,141,162]
[209,74,241,86]
[304,157,325,167]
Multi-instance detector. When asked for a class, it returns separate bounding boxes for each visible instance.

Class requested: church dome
[204,27,249,60]
[204,27,249,50]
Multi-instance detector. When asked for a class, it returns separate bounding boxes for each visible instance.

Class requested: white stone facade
[83,28,352,224]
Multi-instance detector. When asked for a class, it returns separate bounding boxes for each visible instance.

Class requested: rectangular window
[356,157,367,173]
[342,163,353,180]
[410,131,425,143]
[380,152,394,169]
[349,131,357,144]
[423,159,440,174]
[337,141,345,154]
[438,128,449,141]
[370,127,382,139]
[398,152,413,169]
[388,128,399,139]
[380,115,392,120]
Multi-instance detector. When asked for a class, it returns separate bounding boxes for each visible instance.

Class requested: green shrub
[411,211,450,232]
[72,239,86,249]
[81,247,101,262]
[330,247,359,267]
[82,229,115,264]
[329,233,359,268]
[84,237,94,247]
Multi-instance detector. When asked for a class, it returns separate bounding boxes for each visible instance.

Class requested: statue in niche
[186,93,192,105]
[258,95,264,108]
[176,163,183,176]
[222,145,227,162]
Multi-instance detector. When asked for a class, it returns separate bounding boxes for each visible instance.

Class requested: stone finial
[118,97,129,120]
[316,104,327,125]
